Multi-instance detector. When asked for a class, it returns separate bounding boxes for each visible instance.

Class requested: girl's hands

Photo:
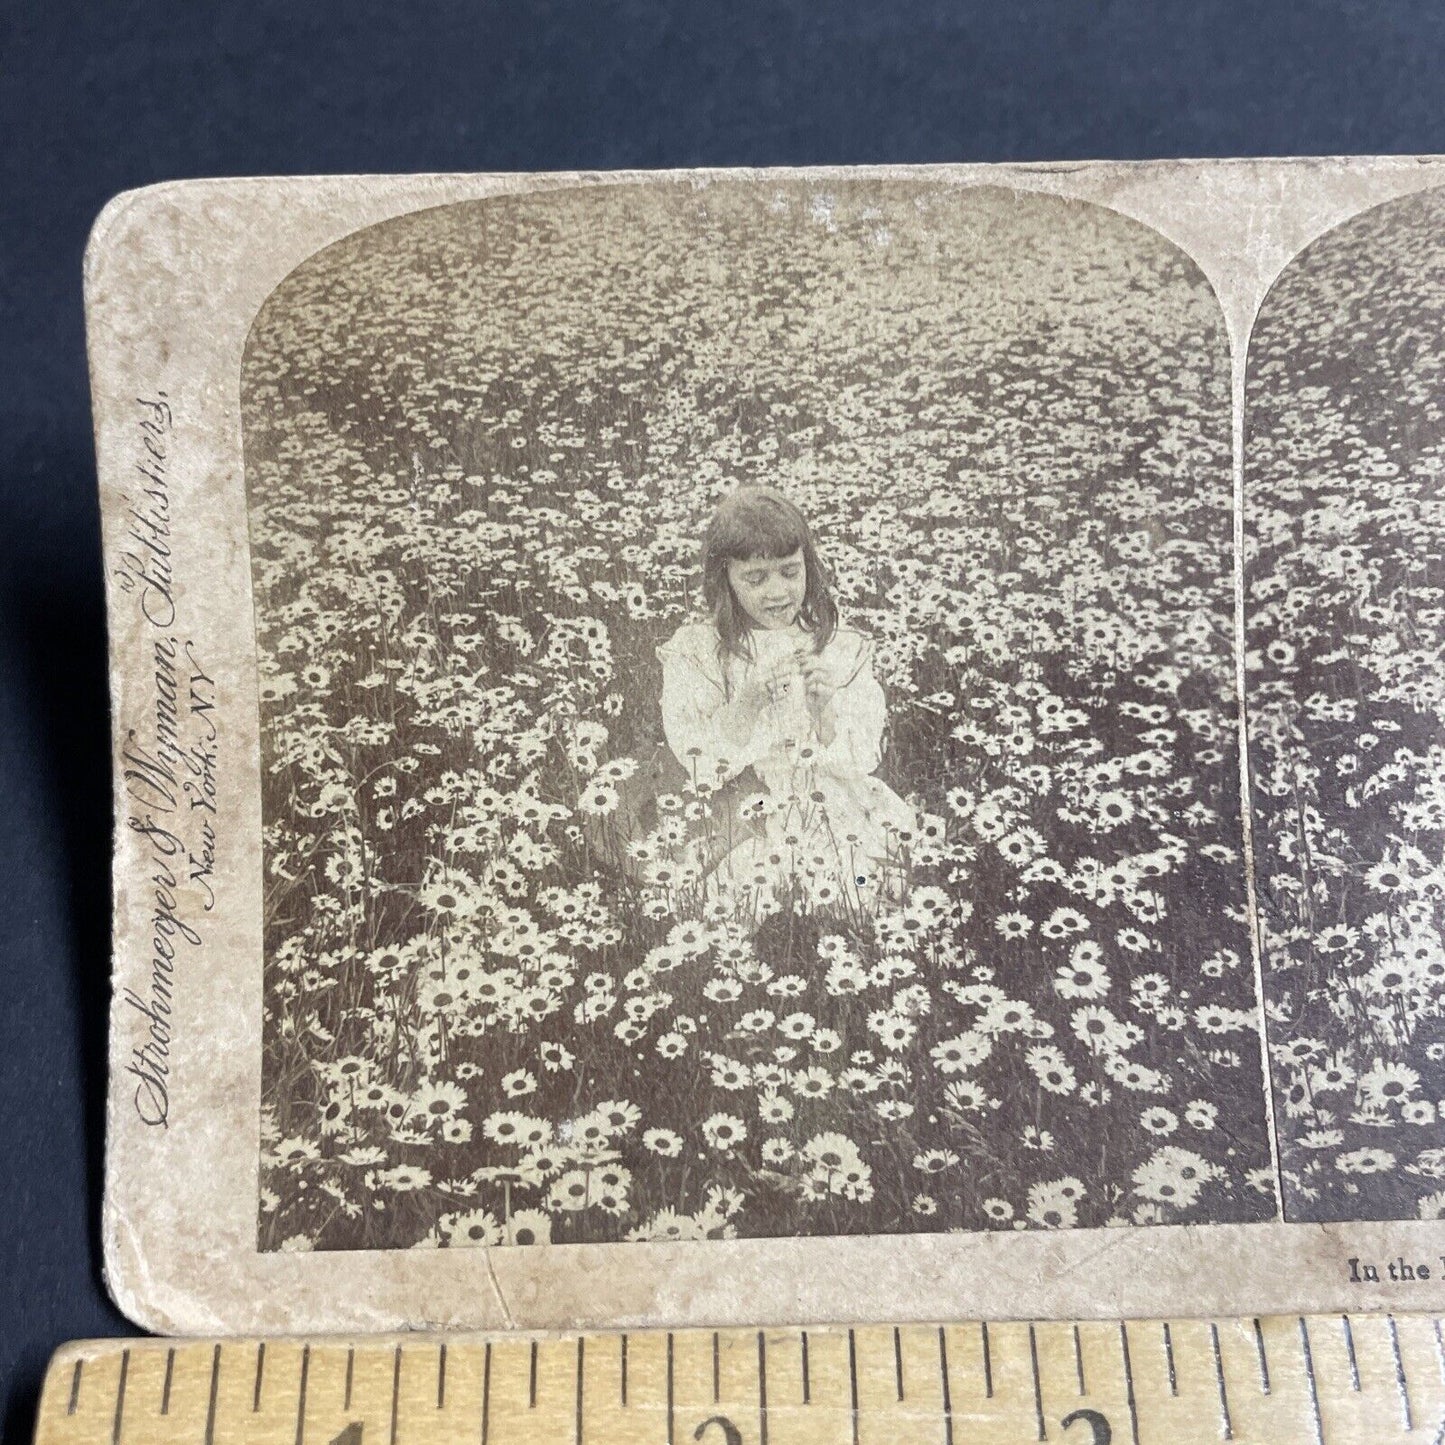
[728,647,838,748]
[719,652,800,756]
[799,653,839,717]
[739,652,802,717]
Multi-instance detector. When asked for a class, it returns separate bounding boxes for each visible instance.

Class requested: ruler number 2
[694,1417,743,1445]
[1061,1407,1113,1444]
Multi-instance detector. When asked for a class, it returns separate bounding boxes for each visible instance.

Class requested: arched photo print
[1248,185,1445,1226]
[242,179,1272,1253]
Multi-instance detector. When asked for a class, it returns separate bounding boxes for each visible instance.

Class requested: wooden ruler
[32,1315,1445,1444]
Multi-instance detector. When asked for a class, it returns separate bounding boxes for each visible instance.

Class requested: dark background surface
[1,0,1442,1437]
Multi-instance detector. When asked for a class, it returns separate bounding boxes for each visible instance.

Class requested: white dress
[656,621,917,909]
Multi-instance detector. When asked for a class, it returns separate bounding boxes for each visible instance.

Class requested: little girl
[654,486,917,914]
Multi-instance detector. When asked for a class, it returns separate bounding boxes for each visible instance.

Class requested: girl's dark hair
[701,486,838,664]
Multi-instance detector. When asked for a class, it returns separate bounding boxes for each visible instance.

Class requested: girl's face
[726,549,807,631]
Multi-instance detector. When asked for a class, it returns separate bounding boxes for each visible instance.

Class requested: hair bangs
[710,492,807,561]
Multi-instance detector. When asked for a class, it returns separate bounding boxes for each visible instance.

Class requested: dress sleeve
[657,628,764,787]
[813,634,886,779]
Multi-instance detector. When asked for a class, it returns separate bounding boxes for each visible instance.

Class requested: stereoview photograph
[90,159,1445,1332]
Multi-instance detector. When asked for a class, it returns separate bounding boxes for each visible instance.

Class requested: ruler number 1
[328,1427,363,1445]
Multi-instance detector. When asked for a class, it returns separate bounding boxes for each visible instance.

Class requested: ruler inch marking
[1074,1323,1086,1396]
[1298,1317,1324,1445]
[1252,1316,1271,1394]
[1119,1322,1140,1445]
[938,1327,954,1445]
[111,1347,129,1445]
[982,1320,994,1398]
[847,1328,860,1445]
[713,1330,720,1404]
[204,1343,222,1445]
[1162,1322,1176,1397]
[620,1333,628,1406]
[254,1341,266,1411]
[1210,1323,1233,1441]
[344,1347,354,1412]
[666,1332,674,1445]
[295,1344,310,1445]
[481,1340,491,1445]
[575,1336,584,1445]
[389,1344,402,1445]
[757,1329,769,1445]
[156,1346,173,1416]
[1029,1323,1047,1441]
[67,1358,82,1416]
[438,1340,447,1408]
[801,1329,811,1405]
[894,1325,904,1402]
[1388,1314,1414,1433]
[1341,1314,1361,1392]
[529,1339,538,1408]
[160,1346,175,1416]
